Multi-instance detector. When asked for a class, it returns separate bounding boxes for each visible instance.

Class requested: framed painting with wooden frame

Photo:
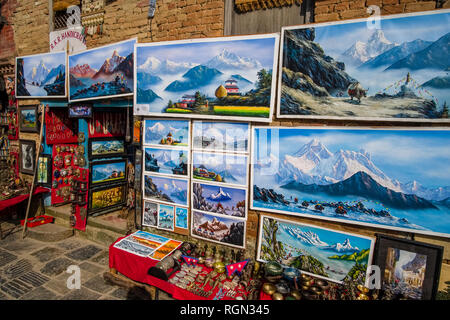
[373,234,444,300]
[88,137,126,160]
[89,158,127,187]
[37,154,52,187]
[19,105,40,133]
[19,139,36,175]
[88,182,127,216]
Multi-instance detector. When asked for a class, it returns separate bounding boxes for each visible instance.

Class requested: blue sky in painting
[254,128,450,188]
[199,183,246,208]
[136,37,276,69]
[314,11,450,57]
[69,39,136,70]
[22,52,66,75]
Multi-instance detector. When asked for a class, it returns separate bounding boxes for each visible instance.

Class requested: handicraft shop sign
[277,9,450,122]
[251,127,450,238]
[134,34,280,122]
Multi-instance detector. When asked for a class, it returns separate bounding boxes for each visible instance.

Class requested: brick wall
[0,0,18,65]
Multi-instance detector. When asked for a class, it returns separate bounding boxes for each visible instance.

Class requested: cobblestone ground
[0,228,173,300]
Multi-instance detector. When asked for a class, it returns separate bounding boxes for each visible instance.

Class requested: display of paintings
[144,147,189,177]
[19,106,39,133]
[257,215,375,284]
[251,127,450,238]
[89,159,127,186]
[192,151,248,187]
[68,38,136,102]
[373,234,443,300]
[175,207,188,229]
[88,183,127,215]
[192,182,247,219]
[88,137,126,160]
[143,174,189,207]
[157,204,175,231]
[277,10,450,122]
[143,201,158,227]
[37,154,52,187]
[191,211,246,249]
[113,237,157,257]
[19,139,36,175]
[143,119,190,147]
[134,34,280,122]
[15,51,67,98]
[192,121,250,153]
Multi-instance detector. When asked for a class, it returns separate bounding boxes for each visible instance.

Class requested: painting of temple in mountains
[278,10,450,121]
[69,38,136,101]
[144,119,189,147]
[16,51,67,98]
[252,127,450,237]
[257,215,374,284]
[134,35,279,121]
[192,211,246,248]
[144,147,188,176]
[192,151,248,186]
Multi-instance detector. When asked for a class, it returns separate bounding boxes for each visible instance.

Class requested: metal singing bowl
[262,283,276,295]
[272,292,284,301]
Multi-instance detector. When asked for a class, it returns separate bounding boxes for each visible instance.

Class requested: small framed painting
[68,104,93,118]
[143,201,158,227]
[88,137,126,160]
[89,159,127,187]
[157,204,175,231]
[88,183,127,215]
[373,234,443,300]
[19,139,36,175]
[37,154,52,187]
[175,207,188,229]
[19,105,39,133]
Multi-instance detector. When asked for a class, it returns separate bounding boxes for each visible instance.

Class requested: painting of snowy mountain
[68,38,136,102]
[134,34,279,122]
[278,10,450,121]
[143,119,189,147]
[16,51,67,98]
[251,127,450,237]
[192,121,250,153]
[144,174,188,206]
[257,215,374,284]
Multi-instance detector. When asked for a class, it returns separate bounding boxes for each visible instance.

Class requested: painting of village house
[134,34,279,122]
[68,38,136,102]
[191,211,246,248]
[277,10,450,121]
[143,119,190,147]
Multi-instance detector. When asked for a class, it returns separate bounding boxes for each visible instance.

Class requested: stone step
[26,223,74,242]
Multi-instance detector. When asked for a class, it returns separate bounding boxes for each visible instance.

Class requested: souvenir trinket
[262,283,276,295]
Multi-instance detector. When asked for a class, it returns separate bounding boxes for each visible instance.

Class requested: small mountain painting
[16,51,67,98]
[144,119,189,147]
[68,38,136,102]
[134,35,279,122]
[257,215,374,284]
[278,10,450,121]
[252,127,450,237]
[192,121,250,153]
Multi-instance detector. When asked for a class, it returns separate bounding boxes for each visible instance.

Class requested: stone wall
[0,0,18,65]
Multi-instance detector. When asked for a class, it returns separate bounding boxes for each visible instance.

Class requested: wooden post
[21,104,45,239]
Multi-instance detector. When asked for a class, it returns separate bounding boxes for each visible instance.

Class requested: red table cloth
[109,236,248,300]
[0,187,50,213]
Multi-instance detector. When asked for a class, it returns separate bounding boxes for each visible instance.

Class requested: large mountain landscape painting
[16,51,67,98]
[257,216,374,284]
[278,10,450,121]
[134,35,279,121]
[251,127,450,237]
[68,38,136,101]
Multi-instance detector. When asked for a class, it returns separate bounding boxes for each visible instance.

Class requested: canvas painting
[175,207,188,229]
[131,230,169,243]
[90,160,127,186]
[192,182,247,218]
[114,238,156,257]
[192,211,246,248]
[144,174,189,206]
[89,138,126,159]
[134,34,279,122]
[143,119,189,147]
[37,155,51,187]
[257,215,374,284]
[19,106,39,133]
[157,204,174,231]
[19,140,36,175]
[16,51,67,98]
[278,10,450,121]
[143,201,158,227]
[69,38,136,102]
[192,121,250,153]
[192,152,248,187]
[90,184,126,213]
[150,239,183,260]
[251,127,450,237]
[144,147,188,177]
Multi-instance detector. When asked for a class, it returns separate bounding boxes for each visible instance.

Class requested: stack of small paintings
[257,215,375,284]
[134,34,279,122]
[190,121,250,249]
[142,119,190,235]
[113,230,183,261]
